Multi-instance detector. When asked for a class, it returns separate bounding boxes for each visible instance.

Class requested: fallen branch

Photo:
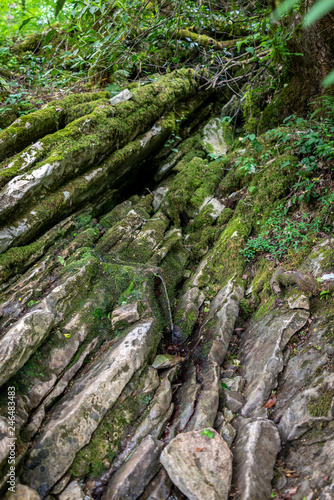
[175,29,242,51]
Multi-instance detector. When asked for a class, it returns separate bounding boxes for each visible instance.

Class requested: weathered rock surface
[102,435,163,500]
[4,484,40,500]
[160,428,232,500]
[241,307,309,416]
[0,63,333,500]
[202,117,228,155]
[23,320,157,496]
[58,481,84,500]
[233,418,281,500]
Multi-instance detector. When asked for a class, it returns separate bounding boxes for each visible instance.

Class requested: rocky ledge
[0,74,333,500]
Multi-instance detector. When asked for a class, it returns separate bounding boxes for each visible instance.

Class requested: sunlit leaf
[322,69,334,87]
[271,0,301,22]
[304,0,334,26]
[201,429,214,439]
[55,0,67,18]
[19,17,34,30]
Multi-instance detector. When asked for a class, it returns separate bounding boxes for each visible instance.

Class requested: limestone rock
[138,469,172,500]
[59,481,84,500]
[111,302,140,329]
[160,428,232,500]
[233,418,281,500]
[109,89,133,105]
[167,362,200,440]
[221,376,245,393]
[202,118,228,155]
[205,278,244,364]
[0,417,11,465]
[152,354,184,369]
[186,360,220,431]
[218,422,236,448]
[278,373,334,443]
[0,263,92,387]
[4,484,40,500]
[174,286,205,339]
[153,186,169,212]
[287,292,309,310]
[241,308,309,416]
[223,389,245,413]
[103,435,163,500]
[23,320,157,496]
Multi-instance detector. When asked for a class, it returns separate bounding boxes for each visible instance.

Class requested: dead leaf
[195,447,207,452]
[264,397,277,408]
[308,318,313,324]
[242,274,248,279]
[288,485,299,495]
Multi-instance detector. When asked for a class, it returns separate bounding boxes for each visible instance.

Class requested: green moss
[308,390,334,417]
[162,155,224,225]
[200,215,251,289]
[242,87,263,134]
[253,295,276,320]
[257,77,306,135]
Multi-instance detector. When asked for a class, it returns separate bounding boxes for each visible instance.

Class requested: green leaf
[221,382,230,390]
[271,0,301,22]
[55,0,67,18]
[27,300,36,307]
[201,429,214,439]
[64,333,71,338]
[57,256,66,266]
[19,17,35,31]
[322,69,334,88]
[304,0,334,27]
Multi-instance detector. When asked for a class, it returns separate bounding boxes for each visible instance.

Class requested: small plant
[201,429,214,438]
[240,204,325,261]
[235,156,257,174]
[57,255,66,266]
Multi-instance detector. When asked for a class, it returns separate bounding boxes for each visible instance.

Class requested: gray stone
[4,484,40,500]
[152,354,184,369]
[160,428,232,500]
[59,481,84,500]
[223,408,234,423]
[0,417,11,466]
[23,320,157,496]
[186,360,220,431]
[221,376,245,393]
[218,422,236,448]
[153,186,169,212]
[174,286,205,338]
[111,302,140,329]
[199,197,226,220]
[213,411,225,430]
[202,118,228,155]
[167,362,200,440]
[321,273,334,281]
[241,308,309,416]
[205,278,244,364]
[287,292,310,310]
[233,418,281,500]
[278,373,334,443]
[280,439,334,499]
[111,374,173,470]
[102,435,163,500]
[109,89,133,105]
[0,263,92,387]
[224,389,245,413]
[138,469,172,500]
